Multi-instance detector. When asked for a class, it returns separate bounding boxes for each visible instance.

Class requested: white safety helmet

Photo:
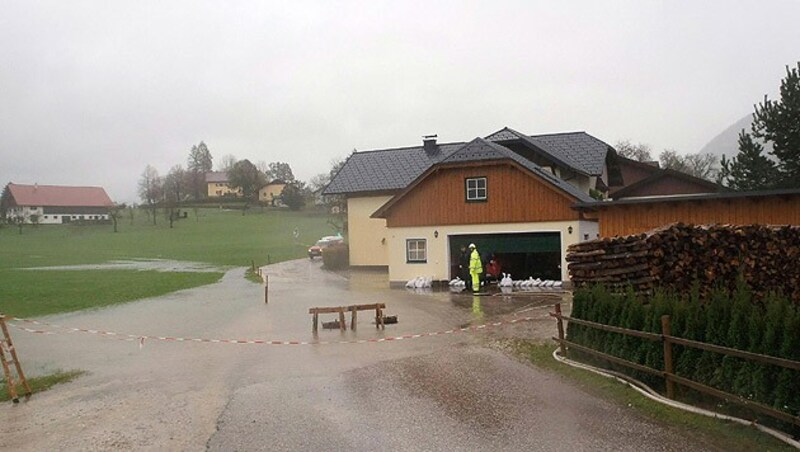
[469,243,476,249]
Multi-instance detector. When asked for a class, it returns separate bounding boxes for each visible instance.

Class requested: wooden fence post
[338,307,346,331]
[661,314,675,399]
[263,273,269,304]
[555,303,567,358]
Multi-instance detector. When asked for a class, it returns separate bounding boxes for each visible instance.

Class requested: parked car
[308,236,344,259]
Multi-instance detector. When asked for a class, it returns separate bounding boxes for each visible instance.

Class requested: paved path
[2,259,724,451]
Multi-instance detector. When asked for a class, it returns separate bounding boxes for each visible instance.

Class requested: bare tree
[614,140,654,162]
[138,165,163,225]
[162,165,188,229]
[164,165,187,204]
[217,154,237,173]
[109,203,126,232]
[308,173,330,193]
[658,150,718,180]
[264,161,295,183]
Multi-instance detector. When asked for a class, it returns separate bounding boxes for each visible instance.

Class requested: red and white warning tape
[3,315,537,347]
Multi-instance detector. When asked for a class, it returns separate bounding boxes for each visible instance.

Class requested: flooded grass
[0,208,333,317]
[0,270,223,318]
[506,340,796,451]
[0,208,333,269]
[0,369,85,402]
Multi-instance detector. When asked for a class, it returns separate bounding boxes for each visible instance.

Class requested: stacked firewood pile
[567,223,800,303]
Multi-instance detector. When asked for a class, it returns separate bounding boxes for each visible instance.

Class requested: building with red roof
[1,183,115,224]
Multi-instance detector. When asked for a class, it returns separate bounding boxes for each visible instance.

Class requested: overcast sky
[1,1,798,203]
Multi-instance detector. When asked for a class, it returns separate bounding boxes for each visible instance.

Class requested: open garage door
[449,232,561,281]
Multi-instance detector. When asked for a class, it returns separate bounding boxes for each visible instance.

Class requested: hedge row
[567,283,800,430]
[322,244,349,270]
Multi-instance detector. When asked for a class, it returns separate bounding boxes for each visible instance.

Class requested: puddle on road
[21,259,224,273]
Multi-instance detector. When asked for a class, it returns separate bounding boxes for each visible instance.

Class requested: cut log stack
[567,223,800,304]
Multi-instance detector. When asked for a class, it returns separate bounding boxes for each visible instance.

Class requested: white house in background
[1,183,115,224]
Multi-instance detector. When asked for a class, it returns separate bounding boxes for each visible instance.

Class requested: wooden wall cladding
[384,163,579,228]
[598,195,800,237]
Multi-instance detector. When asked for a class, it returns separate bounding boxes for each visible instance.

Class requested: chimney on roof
[423,134,438,155]
[34,183,38,191]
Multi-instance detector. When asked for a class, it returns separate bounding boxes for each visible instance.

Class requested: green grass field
[0,208,334,317]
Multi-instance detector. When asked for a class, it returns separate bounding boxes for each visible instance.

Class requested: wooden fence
[550,303,800,427]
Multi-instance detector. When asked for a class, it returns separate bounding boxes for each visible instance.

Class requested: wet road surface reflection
[3,260,714,451]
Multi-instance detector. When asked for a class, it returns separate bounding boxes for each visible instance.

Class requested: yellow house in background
[259,180,287,206]
[206,171,243,198]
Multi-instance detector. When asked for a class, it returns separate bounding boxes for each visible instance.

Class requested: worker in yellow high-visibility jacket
[468,243,482,293]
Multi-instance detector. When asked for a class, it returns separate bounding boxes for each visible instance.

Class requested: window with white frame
[406,239,427,263]
[465,177,487,201]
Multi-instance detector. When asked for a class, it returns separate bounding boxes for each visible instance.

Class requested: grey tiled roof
[324,128,605,203]
[529,132,611,176]
[484,129,519,141]
[205,171,228,183]
[323,143,465,195]
[486,127,611,176]
[442,138,594,202]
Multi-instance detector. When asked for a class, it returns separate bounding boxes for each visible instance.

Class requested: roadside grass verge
[1,370,85,402]
[244,267,263,284]
[0,270,223,318]
[506,340,795,452]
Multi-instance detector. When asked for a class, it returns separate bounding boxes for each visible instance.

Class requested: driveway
[2,259,721,451]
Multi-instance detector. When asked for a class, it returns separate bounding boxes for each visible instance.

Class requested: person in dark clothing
[458,245,472,291]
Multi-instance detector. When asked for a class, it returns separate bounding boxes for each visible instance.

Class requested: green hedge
[322,244,349,270]
[567,283,800,432]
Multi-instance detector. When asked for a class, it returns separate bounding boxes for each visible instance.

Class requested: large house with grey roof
[324,127,625,285]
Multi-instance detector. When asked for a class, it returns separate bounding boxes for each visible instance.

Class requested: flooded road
[2,259,716,451]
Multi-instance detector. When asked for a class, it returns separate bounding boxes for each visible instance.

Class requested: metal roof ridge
[353,141,466,155]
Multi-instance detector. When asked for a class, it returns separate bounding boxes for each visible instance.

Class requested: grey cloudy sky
[2,1,799,203]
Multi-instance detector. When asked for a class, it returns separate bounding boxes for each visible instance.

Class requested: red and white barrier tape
[3,315,537,347]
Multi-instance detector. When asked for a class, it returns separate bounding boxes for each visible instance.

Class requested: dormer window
[465,177,487,202]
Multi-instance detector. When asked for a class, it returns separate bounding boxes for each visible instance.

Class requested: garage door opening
[449,232,561,282]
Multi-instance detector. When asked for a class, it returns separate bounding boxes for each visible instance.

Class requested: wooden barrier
[309,303,386,332]
[309,306,347,332]
[0,315,31,403]
[550,303,800,428]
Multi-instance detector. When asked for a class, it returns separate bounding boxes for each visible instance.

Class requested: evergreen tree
[281,182,307,211]
[752,62,800,188]
[718,62,800,190]
[773,306,799,413]
[717,131,780,190]
[187,141,213,200]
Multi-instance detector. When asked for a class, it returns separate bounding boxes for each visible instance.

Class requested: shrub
[322,243,349,270]
[568,283,799,431]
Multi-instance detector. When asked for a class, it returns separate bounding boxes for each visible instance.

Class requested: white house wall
[6,206,109,224]
[347,195,393,266]
[386,220,598,285]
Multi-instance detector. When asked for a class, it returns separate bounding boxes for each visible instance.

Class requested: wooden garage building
[576,189,800,238]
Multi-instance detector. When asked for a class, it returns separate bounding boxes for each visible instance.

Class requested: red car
[308,236,344,259]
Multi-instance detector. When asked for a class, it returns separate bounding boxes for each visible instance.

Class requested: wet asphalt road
[1,259,721,451]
